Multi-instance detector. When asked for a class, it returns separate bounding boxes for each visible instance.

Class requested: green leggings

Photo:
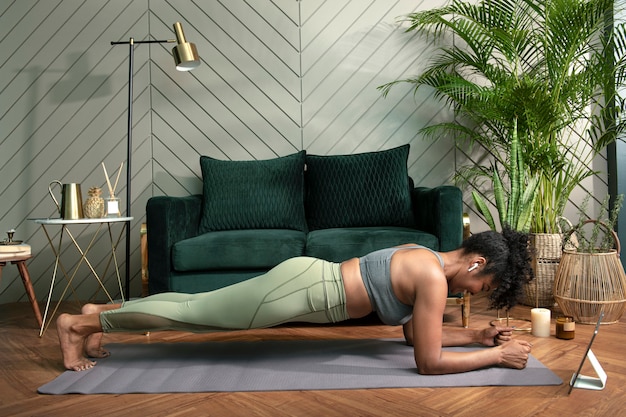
[100,257,349,333]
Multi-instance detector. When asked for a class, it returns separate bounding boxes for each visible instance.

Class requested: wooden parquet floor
[1,293,624,417]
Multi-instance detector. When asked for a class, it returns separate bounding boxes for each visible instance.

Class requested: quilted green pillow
[199,151,307,233]
[305,145,414,230]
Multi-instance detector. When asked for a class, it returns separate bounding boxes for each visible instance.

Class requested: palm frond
[380,0,626,233]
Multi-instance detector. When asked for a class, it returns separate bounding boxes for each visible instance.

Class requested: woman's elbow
[414,358,445,375]
[416,365,443,375]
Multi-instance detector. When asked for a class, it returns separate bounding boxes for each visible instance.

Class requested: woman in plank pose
[57,227,533,374]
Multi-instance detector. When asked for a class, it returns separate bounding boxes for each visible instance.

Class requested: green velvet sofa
[146,145,463,295]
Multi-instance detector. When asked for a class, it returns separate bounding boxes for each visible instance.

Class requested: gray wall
[0,0,458,304]
[0,0,614,305]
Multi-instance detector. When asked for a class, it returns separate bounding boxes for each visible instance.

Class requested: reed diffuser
[102,162,123,217]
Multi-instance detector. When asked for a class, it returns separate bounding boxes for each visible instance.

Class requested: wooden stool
[0,254,43,328]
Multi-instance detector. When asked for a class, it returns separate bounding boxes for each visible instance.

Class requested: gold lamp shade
[172,22,200,71]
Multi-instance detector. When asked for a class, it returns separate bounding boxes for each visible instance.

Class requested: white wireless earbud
[468,263,479,272]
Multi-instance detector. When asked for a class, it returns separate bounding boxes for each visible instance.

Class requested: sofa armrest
[146,194,202,294]
[411,186,463,252]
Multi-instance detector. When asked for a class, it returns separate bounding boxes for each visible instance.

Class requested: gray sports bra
[359,245,444,325]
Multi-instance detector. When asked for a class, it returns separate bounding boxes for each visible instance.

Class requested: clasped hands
[481,326,533,369]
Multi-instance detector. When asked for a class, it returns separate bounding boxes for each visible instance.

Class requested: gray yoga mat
[38,338,562,394]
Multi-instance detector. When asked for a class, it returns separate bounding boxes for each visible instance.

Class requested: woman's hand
[497,340,532,369]
[479,326,514,346]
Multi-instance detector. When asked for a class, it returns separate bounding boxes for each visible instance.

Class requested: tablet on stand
[568,312,607,394]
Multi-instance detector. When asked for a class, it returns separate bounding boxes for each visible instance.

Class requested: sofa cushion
[305,145,414,231]
[305,227,439,263]
[199,151,307,233]
[173,229,306,271]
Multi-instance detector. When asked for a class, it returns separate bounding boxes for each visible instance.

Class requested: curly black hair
[459,227,534,310]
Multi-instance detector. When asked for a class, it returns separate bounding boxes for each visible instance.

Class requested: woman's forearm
[403,323,483,347]
[417,348,502,375]
[440,327,481,347]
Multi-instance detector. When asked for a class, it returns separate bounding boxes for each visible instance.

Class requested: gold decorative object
[83,186,105,218]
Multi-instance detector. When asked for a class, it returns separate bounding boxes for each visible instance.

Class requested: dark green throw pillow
[199,151,307,233]
[305,145,414,230]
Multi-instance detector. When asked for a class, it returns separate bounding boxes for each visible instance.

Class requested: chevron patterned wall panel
[1,0,154,306]
[1,0,453,305]
[149,0,306,199]
[299,0,457,188]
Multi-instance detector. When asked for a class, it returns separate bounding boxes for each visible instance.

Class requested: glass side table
[31,217,132,336]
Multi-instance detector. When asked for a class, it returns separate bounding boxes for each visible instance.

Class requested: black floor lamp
[111,22,200,298]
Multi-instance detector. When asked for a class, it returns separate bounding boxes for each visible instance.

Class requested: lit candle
[531,308,551,337]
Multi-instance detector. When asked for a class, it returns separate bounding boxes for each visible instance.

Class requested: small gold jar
[556,316,575,340]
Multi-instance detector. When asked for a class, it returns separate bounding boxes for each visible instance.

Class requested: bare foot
[81,303,120,358]
[56,313,96,371]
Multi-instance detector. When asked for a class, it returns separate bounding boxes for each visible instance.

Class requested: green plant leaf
[472,190,497,231]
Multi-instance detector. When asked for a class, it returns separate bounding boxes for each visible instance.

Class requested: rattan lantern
[553,221,626,324]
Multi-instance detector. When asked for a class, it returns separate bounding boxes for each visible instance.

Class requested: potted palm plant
[380,0,626,305]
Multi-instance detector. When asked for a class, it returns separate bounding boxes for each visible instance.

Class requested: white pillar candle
[531,308,551,337]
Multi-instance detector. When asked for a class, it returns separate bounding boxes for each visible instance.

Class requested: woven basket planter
[523,233,562,307]
[553,221,626,324]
